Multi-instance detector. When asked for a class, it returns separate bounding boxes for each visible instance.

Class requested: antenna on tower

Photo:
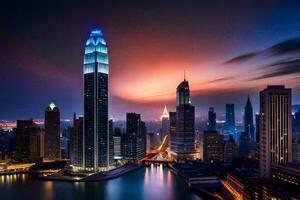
[184,69,186,81]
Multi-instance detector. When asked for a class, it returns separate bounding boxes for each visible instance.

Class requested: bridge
[142,135,173,164]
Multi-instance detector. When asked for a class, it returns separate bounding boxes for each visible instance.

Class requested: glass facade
[83,28,113,171]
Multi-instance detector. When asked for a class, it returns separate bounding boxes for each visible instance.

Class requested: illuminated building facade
[44,102,61,161]
[161,105,170,141]
[83,28,113,171]
[171,79,196,160]
[259,85,292,178]
[202,130,224,163]
[224,104,235,135]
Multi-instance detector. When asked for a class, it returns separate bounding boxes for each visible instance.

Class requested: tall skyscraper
[207,107,217,131]
[171,78,196,160]
[124,113,146,161]
[202,130,224,163]
[259,85,292,178]
[244,96,255,142]
[70,113,83,170]
[161,105,170,141]
[83,28,112,171]
[44,102,61,161]
[224,104,235,135]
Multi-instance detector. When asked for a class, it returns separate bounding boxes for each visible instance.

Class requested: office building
[83,28,112,171]
[70,113,83,169]
[202,131,224,163]
[124,113,146,161]
[171,78,196,160]
[113,128,122,158]
[244,96,255,142]
[207,107,216,131]
[224,135,237,162]
[14,120,42,162]
[44,102,61,161]
[224,104,235,135]
[259,85,292,178]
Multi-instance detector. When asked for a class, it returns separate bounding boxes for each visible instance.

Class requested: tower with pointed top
[244,96,255,142]
[161,105,170,141]
[171,79,196,160]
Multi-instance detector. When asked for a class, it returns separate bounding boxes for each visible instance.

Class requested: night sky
[1,0,300,120]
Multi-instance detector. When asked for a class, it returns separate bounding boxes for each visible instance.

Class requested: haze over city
[1,0,300,120]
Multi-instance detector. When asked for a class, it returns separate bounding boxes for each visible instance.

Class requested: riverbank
[39,163,144,182]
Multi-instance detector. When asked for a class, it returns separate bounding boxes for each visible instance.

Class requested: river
[0,164,202,200]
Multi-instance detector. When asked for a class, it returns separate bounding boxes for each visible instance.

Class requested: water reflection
[0,167,201,200]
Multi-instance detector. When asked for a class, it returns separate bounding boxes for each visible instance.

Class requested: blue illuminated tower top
[84,28,109,74]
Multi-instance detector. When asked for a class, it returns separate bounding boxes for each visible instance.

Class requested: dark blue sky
[1,0,300,120]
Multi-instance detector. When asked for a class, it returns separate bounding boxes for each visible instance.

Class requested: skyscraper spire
[161,105,169,119]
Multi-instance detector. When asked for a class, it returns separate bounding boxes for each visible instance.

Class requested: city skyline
[1,1,300,120]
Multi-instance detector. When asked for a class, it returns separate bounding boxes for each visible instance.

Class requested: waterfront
[0,165,201,200]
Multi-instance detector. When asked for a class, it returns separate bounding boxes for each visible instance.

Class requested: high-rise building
[161,105,170,141]
[224,104,235,135]
[207,107,216,131]
[124,113,146,161]
[244,96,255,142]
[202,130,224,163]
[14,120,42,162]
[83,28,112,171]
[44,102,61,161]
[259,85,292,178]
[224,135,237,162]
[70,113,83,170]
[113,127,122,158]
[239,132,250,158]
[171,79,196,160]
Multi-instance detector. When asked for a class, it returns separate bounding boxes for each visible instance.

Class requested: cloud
[224,52,259,64]
[250,58,300,80]
[224,37,300,64]
[269,38,300,56]
[207,76,235,83]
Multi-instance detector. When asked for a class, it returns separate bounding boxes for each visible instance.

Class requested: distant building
[70,113,83,169]
[171,78,196,160]
[239,132,250,158]
[293,110,300,139]
[244,97,255,142]
[44,102,61,161]
[161,105,170,141]
[224,104,235,135]
[113,128,122,158]
[14,120,42,162]
[124,113,146,161]
[292,139,300,163]
[224,135,237,162]
[207,107,216,131]
[202,130,224,163]
[259,85,292,178]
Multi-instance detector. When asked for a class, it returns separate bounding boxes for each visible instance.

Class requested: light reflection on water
[0,165,201,200]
